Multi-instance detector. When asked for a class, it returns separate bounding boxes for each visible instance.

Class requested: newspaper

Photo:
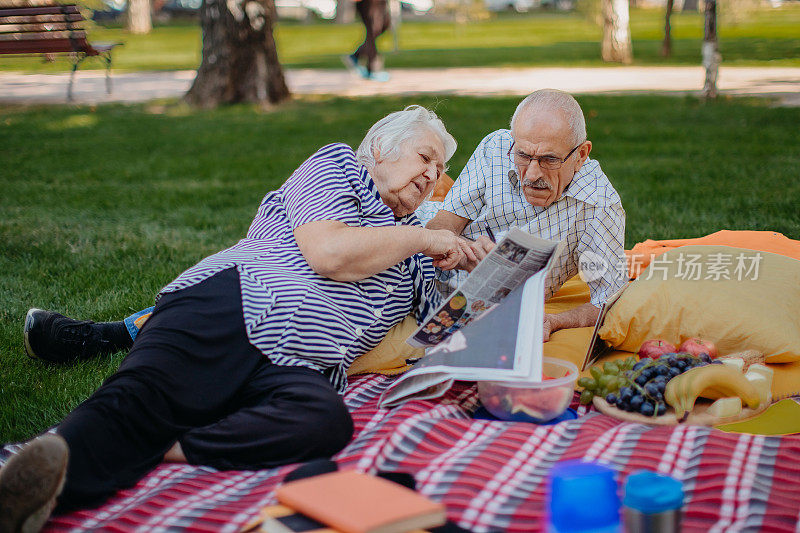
[379,228,564,408]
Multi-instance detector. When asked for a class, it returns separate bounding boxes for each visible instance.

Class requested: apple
[637,339,678,359]
[679,338,719,358]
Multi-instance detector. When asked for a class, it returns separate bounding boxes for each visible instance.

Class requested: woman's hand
[422,229,469,270]
[457,236,495,272]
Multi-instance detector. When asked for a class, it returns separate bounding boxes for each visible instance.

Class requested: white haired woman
[1,105,469,531]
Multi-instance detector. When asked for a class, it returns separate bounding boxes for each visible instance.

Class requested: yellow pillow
[346,315,424,376]
[598,245,800,363]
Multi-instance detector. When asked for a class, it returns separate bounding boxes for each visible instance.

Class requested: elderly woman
[1,106,467,531]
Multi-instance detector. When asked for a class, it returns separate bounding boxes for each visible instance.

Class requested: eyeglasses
[507,141,584,171]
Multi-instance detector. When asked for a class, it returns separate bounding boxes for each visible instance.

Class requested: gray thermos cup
[622,471,684,533]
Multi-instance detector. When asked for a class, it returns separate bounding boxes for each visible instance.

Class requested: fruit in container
[720,357,745,372]
[478,357,578,423]
[707,397,742,418]
[745,369,772,405]
[664,364,761,422]
[637,339,678,359]
[678,338,719,358]
[579,356,696,417]
[746,363,774,382]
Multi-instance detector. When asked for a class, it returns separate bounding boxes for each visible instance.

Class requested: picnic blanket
[5,229,800,531]
[7,377,796,532]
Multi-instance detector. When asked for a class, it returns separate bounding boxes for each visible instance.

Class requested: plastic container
[477,357,578,423]
[622,471,683,533]
[548,460,621,533]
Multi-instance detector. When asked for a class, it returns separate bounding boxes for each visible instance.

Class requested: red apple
[679,338,719,358]
[637,339,678,359]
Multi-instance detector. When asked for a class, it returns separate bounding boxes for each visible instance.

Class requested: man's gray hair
[510,89,587,146]
[357,105,457,171]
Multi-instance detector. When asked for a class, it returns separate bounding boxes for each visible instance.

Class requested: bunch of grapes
[578,353,719,417]
[577,357,637,405]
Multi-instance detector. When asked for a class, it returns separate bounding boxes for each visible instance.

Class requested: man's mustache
[522,178,553,191]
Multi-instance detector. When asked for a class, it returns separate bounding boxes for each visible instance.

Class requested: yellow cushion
[598,245,800,364]
[346,315,424,376]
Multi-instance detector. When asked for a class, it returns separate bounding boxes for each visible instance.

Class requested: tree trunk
[601,0,633,64]
[661,0,673,57]
[127,0,152,34]
[185,0,291,108]
[702,0,720,99]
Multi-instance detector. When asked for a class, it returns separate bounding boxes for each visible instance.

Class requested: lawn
[1,94,799,442]
[0,5,798,73]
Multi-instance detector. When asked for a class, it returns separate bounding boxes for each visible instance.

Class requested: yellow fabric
[599,245,800,364]
[542,276,596,371]
[346,315,424,376]
[715,399,800,436]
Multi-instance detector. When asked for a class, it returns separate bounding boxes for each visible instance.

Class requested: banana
[665,364,761,422]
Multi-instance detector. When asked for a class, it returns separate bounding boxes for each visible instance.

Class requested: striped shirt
[429,129,627,307]
[159,143,439,393]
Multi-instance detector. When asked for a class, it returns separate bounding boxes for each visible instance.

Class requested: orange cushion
[626,230,800,278]
[431,173,454,202]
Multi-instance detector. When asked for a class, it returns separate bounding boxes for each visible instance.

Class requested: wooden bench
[0,4,122,101]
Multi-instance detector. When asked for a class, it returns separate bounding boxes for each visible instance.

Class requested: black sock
[95,321,133,352]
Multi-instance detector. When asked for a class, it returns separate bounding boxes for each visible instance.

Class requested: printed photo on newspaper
[379,228,565,409]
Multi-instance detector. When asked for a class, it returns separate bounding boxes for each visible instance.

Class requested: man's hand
[543,314,555,343]
[457,235,495,272]
[422,229,467,270]
[542,303,601,342]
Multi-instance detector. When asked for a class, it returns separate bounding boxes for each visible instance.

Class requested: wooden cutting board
[593,396,770,426]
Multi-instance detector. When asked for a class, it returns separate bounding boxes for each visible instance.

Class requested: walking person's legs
[347,0,390,80]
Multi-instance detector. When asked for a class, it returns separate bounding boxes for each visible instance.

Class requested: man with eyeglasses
[424,89,627,341]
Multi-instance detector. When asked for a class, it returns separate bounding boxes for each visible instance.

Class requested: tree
[661,0,673,57]
[601,0,632,64]
[127,0,152,34]
[185,0,291,108]
[702,0,720,98]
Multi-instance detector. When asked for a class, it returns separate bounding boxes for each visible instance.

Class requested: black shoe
[23,309,130,363]
[0,434,69,533]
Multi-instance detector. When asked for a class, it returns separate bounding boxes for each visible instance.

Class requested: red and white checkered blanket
[19,374,800,532]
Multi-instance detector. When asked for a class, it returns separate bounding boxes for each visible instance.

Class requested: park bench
[0,4,122,101]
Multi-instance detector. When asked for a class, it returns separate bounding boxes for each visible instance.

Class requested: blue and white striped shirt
[159,144,440,393]
[429,129,627,307]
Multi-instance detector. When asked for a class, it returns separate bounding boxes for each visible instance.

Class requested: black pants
[354,0,390,73]
[55,268,353,511]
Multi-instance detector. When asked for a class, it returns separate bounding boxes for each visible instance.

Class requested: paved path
[1,66,799,105]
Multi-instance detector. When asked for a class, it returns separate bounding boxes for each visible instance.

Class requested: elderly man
[424,89,627,340]
[24,90,624,365]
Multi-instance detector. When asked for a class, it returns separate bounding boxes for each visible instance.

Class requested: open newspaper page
[408,227,560,348]
[378,229,564,408]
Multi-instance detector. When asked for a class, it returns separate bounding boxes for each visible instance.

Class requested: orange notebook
[275,470,447,533]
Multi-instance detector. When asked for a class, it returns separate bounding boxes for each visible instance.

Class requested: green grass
[1,94,799,442]
[0,6,798,73]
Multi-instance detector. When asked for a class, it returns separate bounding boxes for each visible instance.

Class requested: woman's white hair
[510,89,586,146]
[356,105,457,171]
